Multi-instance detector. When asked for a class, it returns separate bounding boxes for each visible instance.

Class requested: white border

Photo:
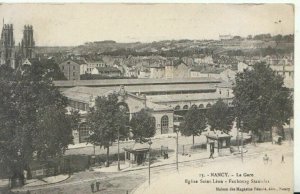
[0,0,299,192]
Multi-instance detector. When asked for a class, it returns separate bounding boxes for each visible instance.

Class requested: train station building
[54,78,234,144]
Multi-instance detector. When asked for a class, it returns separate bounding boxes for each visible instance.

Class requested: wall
[59,60,80,80]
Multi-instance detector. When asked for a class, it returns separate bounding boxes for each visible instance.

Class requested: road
[10,140,293,194]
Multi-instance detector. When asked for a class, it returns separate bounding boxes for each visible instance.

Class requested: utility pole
[117,128,120,171]
[237,118,240,151]
[176,129,179,171]
[240,120,244,163]
[148,140,152,186]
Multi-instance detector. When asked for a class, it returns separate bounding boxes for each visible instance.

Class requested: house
[59,59,80,80]
[165,61,190,79]
[150,64,165,79]
[138,68,150,79]
[194,55,214,64]
[82,59,107,74]
[91,66,121,77]
[270,65,294,88]
[190,67,223,79]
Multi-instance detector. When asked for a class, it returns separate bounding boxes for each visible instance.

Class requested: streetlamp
[148,139,152,186]
[117,127,120,171]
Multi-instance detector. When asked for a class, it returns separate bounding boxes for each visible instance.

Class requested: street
[10,140,293,194]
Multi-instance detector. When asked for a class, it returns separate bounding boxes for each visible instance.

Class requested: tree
[179,106,206,145]
[233,62,293,142]
[69,109,81,133]
[0,61,74,184]
[40,59,67,80]
[207,99,234,133]
[87,93,129,167]
[129,108,156,143]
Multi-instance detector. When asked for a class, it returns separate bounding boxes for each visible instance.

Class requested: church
[0,21,35,69]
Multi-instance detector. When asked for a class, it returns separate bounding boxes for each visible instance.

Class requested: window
[73,66,75,70]
[73,72,75,76]
[183,105,189,110]
[206,103,212,108]
[79,124,90,143]
[67,61,70,64]
[161,115,169,134]
[191,104,197,109]
[175,105,180,110]
[62,66,64,70]
[199,104,204,109]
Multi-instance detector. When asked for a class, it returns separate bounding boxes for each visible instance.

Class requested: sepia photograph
[0,3,295,194]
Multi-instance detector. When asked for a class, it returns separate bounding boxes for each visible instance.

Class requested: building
[165,62,190,79]
[123,65,138,78]
[91,66,121,77]
[270,65,294,88]
[59,59,81,80]
[0,24,15,68]
[55,78,234,144]
[138,69,150,78]
[237,61,294,89]
[150,64,165,79]
[20,25,35,59]
[82,59,107,74]
[206,130,232,157]
[190,68,224,79]
[194,55,213,64]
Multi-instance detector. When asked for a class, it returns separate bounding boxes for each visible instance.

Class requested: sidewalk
[92,140,291,174]
[91,149,214,173]
[23,174,70,188]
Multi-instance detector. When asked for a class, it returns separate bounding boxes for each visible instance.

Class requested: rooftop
[95,66,121,72]
[206,130,232,140]
[54,77,222,88]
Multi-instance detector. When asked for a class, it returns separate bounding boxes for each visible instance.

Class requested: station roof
[54,77,221,88]
[146,93,233,103]
[62,82,219,101]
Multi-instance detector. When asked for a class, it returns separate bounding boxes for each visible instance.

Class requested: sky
[0,3,294,46]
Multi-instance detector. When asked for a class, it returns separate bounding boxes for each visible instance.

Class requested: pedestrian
[209,152,214,159]
[96,181,100,191]
[281,155,285,163]
[263,154,269,164]
[91,182,95,193]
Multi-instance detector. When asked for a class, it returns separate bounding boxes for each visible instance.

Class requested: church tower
[0,23,16,68]
[21,25,35,59]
